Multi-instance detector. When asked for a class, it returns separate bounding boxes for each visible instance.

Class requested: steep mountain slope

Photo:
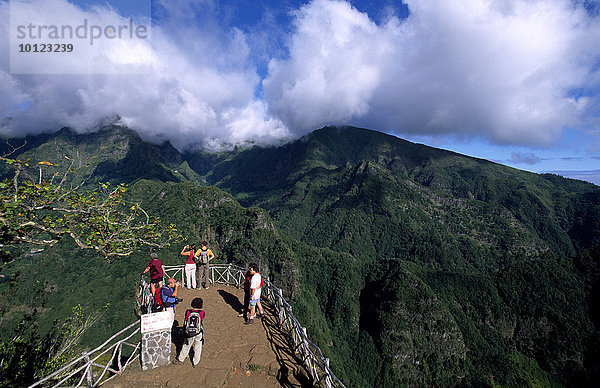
[0,123,197,186]
[198,126,598,268]
[0,125,142,184]
[1,125,599,387]
[0,180,299,350]
[0,178,366,385]
[185,126,600,386]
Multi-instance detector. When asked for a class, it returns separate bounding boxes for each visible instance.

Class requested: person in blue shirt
[161,278,180,322]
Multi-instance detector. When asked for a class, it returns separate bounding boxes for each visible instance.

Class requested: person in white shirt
[244,263,264,325]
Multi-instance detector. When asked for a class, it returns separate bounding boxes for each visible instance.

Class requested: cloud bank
[547,169,600,185]
[0,0,290,150]
[1,0,599,151]
[264,0,600,146]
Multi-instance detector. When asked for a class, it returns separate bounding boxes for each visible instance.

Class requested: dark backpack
[198,248,210,264]
[185,310,203,338]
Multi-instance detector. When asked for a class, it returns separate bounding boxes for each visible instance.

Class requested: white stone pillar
[140,311,173,370]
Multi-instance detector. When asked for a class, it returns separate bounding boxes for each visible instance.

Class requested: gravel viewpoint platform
[103,284,311,388]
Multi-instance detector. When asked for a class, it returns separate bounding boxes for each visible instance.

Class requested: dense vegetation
[1,125,599,387]
[194,126,600,387]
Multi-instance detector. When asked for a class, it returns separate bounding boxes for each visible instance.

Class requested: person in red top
[142,252,165,296]
[173,297,205,367]
[180,244,197,289]
[237,270,252,321]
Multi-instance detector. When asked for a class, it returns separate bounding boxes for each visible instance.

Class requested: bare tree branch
[1,154,181,261]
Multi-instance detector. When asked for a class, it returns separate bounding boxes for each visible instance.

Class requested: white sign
[141,311,172,333]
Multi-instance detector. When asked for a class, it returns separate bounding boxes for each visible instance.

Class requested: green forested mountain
[201,126,599,262]
[1,125,599,387]
[193,126,600,386]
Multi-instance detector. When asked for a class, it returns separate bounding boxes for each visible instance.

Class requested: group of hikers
[141,241,265,367]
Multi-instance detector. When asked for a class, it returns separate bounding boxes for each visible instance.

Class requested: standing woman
[181,244,197,289]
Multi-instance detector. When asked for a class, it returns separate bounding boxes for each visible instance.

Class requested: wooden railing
[263,281,346,388]
[182,263,346,388]
[28,320,140,388]
[163,263,245,289]
[28,263,345,388]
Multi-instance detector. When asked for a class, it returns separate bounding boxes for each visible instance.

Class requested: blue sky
[2,0,600,184]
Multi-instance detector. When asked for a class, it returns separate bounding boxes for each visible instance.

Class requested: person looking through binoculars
[162,278,182,323]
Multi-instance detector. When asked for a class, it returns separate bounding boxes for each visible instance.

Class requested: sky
[1,0,600,184]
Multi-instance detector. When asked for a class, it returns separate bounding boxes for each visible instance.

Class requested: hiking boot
[244,319,255,325]
[172,359,184,365]
[237,313,244,317]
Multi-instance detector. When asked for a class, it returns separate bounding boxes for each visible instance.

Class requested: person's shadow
[171,319,185,355]
[217,289,244,313]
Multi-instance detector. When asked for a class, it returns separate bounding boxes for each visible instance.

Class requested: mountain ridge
[195,126,598,264]
[4,124,599,268]
[1,124,599,387]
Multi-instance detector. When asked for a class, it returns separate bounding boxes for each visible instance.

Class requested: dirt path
[103,285,311,388]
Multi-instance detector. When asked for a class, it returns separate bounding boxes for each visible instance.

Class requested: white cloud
[1,0,599,150]
[264,0,600,146]
[548,169,600,185]
[0,0,290,150]
[263,0,392,133]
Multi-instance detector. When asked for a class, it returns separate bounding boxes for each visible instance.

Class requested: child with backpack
[173,298,205,367]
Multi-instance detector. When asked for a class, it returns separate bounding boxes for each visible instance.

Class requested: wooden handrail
[28,263,345,388]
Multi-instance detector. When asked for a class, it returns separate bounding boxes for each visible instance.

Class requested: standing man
[244,263,264,325]
[195,241,214,289]
[142,252,165,296]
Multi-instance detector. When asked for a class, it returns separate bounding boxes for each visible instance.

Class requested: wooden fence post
[278,289,284,326]
[117,343,123,370]
[301,327,316,382]
[84,354,93,387]
[325,358,333,388]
